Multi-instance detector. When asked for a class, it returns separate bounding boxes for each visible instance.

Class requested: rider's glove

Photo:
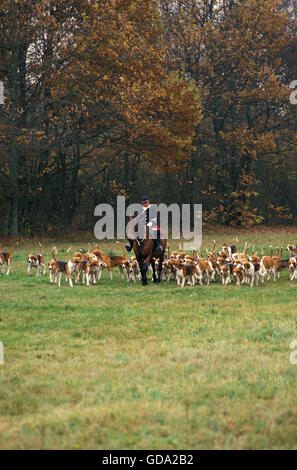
[147,222,153,227]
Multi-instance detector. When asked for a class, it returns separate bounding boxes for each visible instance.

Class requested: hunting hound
[93,242,128,280]
[0,241,18,275]
[48,247,73,287]
[27,243,46,277]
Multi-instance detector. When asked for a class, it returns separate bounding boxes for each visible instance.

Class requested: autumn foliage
[0,0,296,234]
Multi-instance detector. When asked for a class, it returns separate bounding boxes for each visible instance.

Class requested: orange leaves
[268,204,293,221]
[57,0,203,168]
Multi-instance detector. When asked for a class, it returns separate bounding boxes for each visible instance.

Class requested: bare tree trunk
[9,129,19,236]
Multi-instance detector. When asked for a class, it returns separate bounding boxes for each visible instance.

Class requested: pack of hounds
[1,240,297,288]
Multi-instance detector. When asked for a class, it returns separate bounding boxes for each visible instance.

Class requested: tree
[0,0,201,235]
[159,0,297,224]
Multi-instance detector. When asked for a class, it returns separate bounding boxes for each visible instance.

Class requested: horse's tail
[116,241,126,258]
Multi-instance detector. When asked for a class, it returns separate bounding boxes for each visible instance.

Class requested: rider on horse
[125,196,163,254]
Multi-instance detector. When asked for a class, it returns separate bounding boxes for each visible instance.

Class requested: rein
[135,226,151,247]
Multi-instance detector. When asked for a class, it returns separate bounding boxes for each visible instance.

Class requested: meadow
[0,227,296,449]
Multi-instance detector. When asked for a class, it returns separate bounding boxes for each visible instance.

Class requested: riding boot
[155,230,162,253]
[125,239,134,252]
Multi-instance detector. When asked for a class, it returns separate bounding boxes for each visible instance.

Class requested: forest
[0,0,296,236]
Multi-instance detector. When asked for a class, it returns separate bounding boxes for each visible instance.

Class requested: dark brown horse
[132,227,167,285]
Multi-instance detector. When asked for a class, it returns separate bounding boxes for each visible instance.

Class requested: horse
[132,226,167,286]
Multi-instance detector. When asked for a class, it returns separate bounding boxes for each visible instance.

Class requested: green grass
[0,227,297,449]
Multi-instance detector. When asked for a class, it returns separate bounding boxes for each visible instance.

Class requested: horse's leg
[157,255,164,283]
[141,263,148,285]
[142,255,152,286]
[138,256,147,286]
[151,258,157,283]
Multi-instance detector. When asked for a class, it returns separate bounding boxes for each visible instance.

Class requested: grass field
[0,227,297,449]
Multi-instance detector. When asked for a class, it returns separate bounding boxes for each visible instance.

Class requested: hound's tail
[11,241,19,255]
[67,247,72,262]
[116,241,126,258]
[52,246,57,261]
[39,242,43,256]
[246,243,252,255]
